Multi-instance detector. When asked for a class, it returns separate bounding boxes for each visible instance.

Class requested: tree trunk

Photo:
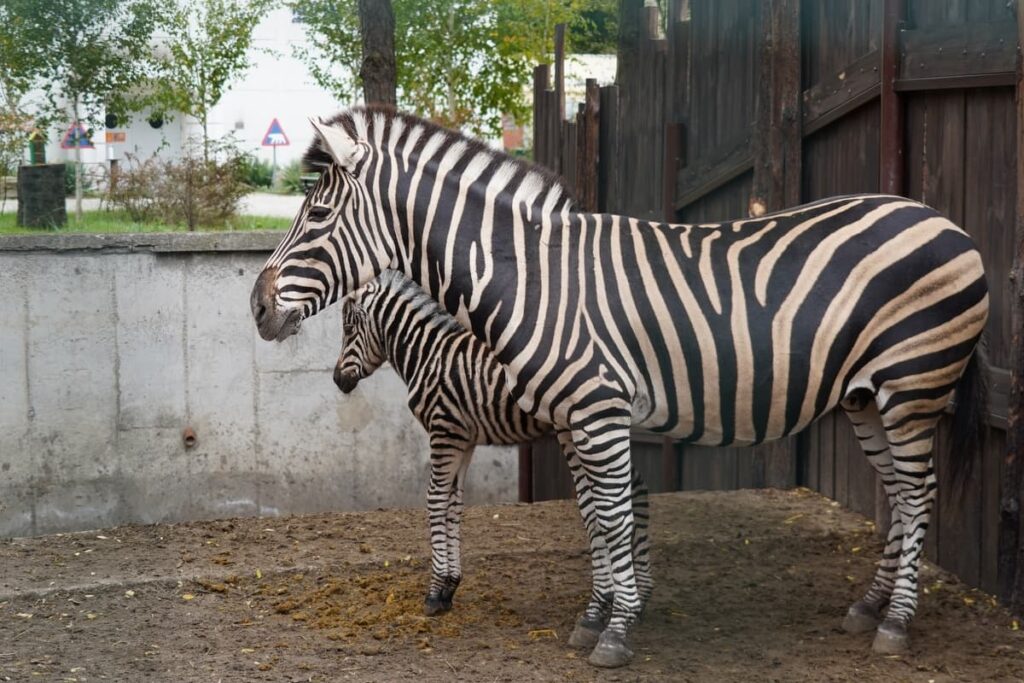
[73,96,83,223]
[357,0,397,106]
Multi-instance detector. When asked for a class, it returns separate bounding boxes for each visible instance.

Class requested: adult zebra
[334,269,652,628]
[251,107,989,667]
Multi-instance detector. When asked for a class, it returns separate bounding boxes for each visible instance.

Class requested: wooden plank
[531,434,573,502]
[801,50,881,131]
[802,85,880,137]
[674,138,752,210]
[899,21,1017,82]
[662,438,681,491]
[819,412,836,499]
[663,122,684,219]
[576,79,600,213]
[895,72,1017,91]
[879,0,905,195]
[982,429,1005,595]
[532,65,550,171]
[938,417,983,588]
[1006,0,1024,611]
[598,85,620,213]
[554,24,565,123]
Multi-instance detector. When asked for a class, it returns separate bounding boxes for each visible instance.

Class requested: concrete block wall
[0,233,519,538]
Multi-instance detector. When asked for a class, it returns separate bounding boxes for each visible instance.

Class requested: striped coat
[252,108,989,667]
[335,270,651,622]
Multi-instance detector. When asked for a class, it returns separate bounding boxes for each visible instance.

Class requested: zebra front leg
[567,416,641,668]
[438,447,474,611]
[630,466,653,608]
[424,436,470,616]
[558,431,613,649]
[840,395,902,634]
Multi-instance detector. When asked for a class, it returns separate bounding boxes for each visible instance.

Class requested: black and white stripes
[252,107,989,667]
[333,270,652,626]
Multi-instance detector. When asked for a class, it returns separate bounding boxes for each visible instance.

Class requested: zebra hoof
[587,631,633,668]
[842,601,882,634]
[567,617,603,649]
[871,620,910,654]
[423,596,451,617]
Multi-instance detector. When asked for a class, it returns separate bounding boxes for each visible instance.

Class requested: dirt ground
[2,488,1022,682]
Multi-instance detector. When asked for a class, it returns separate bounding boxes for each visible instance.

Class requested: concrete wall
[0,233,519,538]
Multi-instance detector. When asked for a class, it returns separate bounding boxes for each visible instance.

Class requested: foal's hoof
[842,601,882,634]
[424,596,452,617]
[871,620,910,654]
[587,631,634,668]
[567,617,603,649]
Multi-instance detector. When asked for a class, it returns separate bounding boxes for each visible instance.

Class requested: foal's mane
[302,105,576,210]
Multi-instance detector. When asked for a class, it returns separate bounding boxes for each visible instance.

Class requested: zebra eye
[308,205,332,221]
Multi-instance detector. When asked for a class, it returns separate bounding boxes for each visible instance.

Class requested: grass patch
[0,210,292,235]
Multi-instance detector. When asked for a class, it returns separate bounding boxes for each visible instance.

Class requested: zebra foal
[334,269,652,633]
[252,108,989,667]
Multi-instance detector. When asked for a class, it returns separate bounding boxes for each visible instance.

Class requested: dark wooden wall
[527,0,1022,603]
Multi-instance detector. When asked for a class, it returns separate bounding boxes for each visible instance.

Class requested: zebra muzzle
[334,367,360,394]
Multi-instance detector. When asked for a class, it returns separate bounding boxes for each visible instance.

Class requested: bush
[108,142,251,230]
[274,159,306,195]
[239,153,274,188]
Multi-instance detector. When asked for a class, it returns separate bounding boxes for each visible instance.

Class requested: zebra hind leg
[630,465,653,609]
[839,393,901,635]
[558,430,612,650]
[870,386,945,654]
[423,437,470,616]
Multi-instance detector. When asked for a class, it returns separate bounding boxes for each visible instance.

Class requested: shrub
[108,142,251,230]
[239,153,274,188]
[274,159,306,195]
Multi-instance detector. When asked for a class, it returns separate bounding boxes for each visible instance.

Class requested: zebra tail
[947,337,989,500]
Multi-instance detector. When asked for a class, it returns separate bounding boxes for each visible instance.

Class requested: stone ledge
[0,231,285,254]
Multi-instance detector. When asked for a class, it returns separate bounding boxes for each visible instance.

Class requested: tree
[0,4,42,212]
[292,0,600,138]
[4,0,163,221]
[154,0,273,161]
[357,0,397,106]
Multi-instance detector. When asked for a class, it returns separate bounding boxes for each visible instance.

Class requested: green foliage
[0,210,291,234]
[291,0,606,138]
[273,160,307,195]
[107,141,253,230]
[2,0,164,128]
[239,154,275,188]
[153,0,273,159]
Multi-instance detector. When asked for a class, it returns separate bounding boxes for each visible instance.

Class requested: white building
[43,7,345,171]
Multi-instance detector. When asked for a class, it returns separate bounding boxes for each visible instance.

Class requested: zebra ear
[309,117,363,172]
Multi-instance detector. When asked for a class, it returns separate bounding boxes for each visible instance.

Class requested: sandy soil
[1,488,1022,682]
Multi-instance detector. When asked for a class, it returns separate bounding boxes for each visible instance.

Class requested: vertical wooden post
[554,24,566,124]
[598,85,620,213]
[518,443,534,503]
[1004,0,1024,611]
[532,64,551,169]
[879,0,905,196]
[753,0,801,211]
[577,79,601,212]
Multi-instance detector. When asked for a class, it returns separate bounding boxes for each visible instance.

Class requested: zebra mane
[302,105,577,211]
[374,270,465,333]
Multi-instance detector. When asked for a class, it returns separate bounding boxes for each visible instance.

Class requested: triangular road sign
[262,118,290,146]
[60,122,94,150]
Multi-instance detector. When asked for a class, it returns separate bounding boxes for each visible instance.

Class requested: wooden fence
[524,0,1024,608]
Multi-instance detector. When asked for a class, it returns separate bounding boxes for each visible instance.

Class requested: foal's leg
[839,393,902,634]
[439,446,474,610]
[424,434,470,616]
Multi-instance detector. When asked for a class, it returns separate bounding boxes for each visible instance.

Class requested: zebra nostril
[255,303,267,322]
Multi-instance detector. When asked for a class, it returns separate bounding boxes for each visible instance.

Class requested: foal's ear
[309,117,363,173]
